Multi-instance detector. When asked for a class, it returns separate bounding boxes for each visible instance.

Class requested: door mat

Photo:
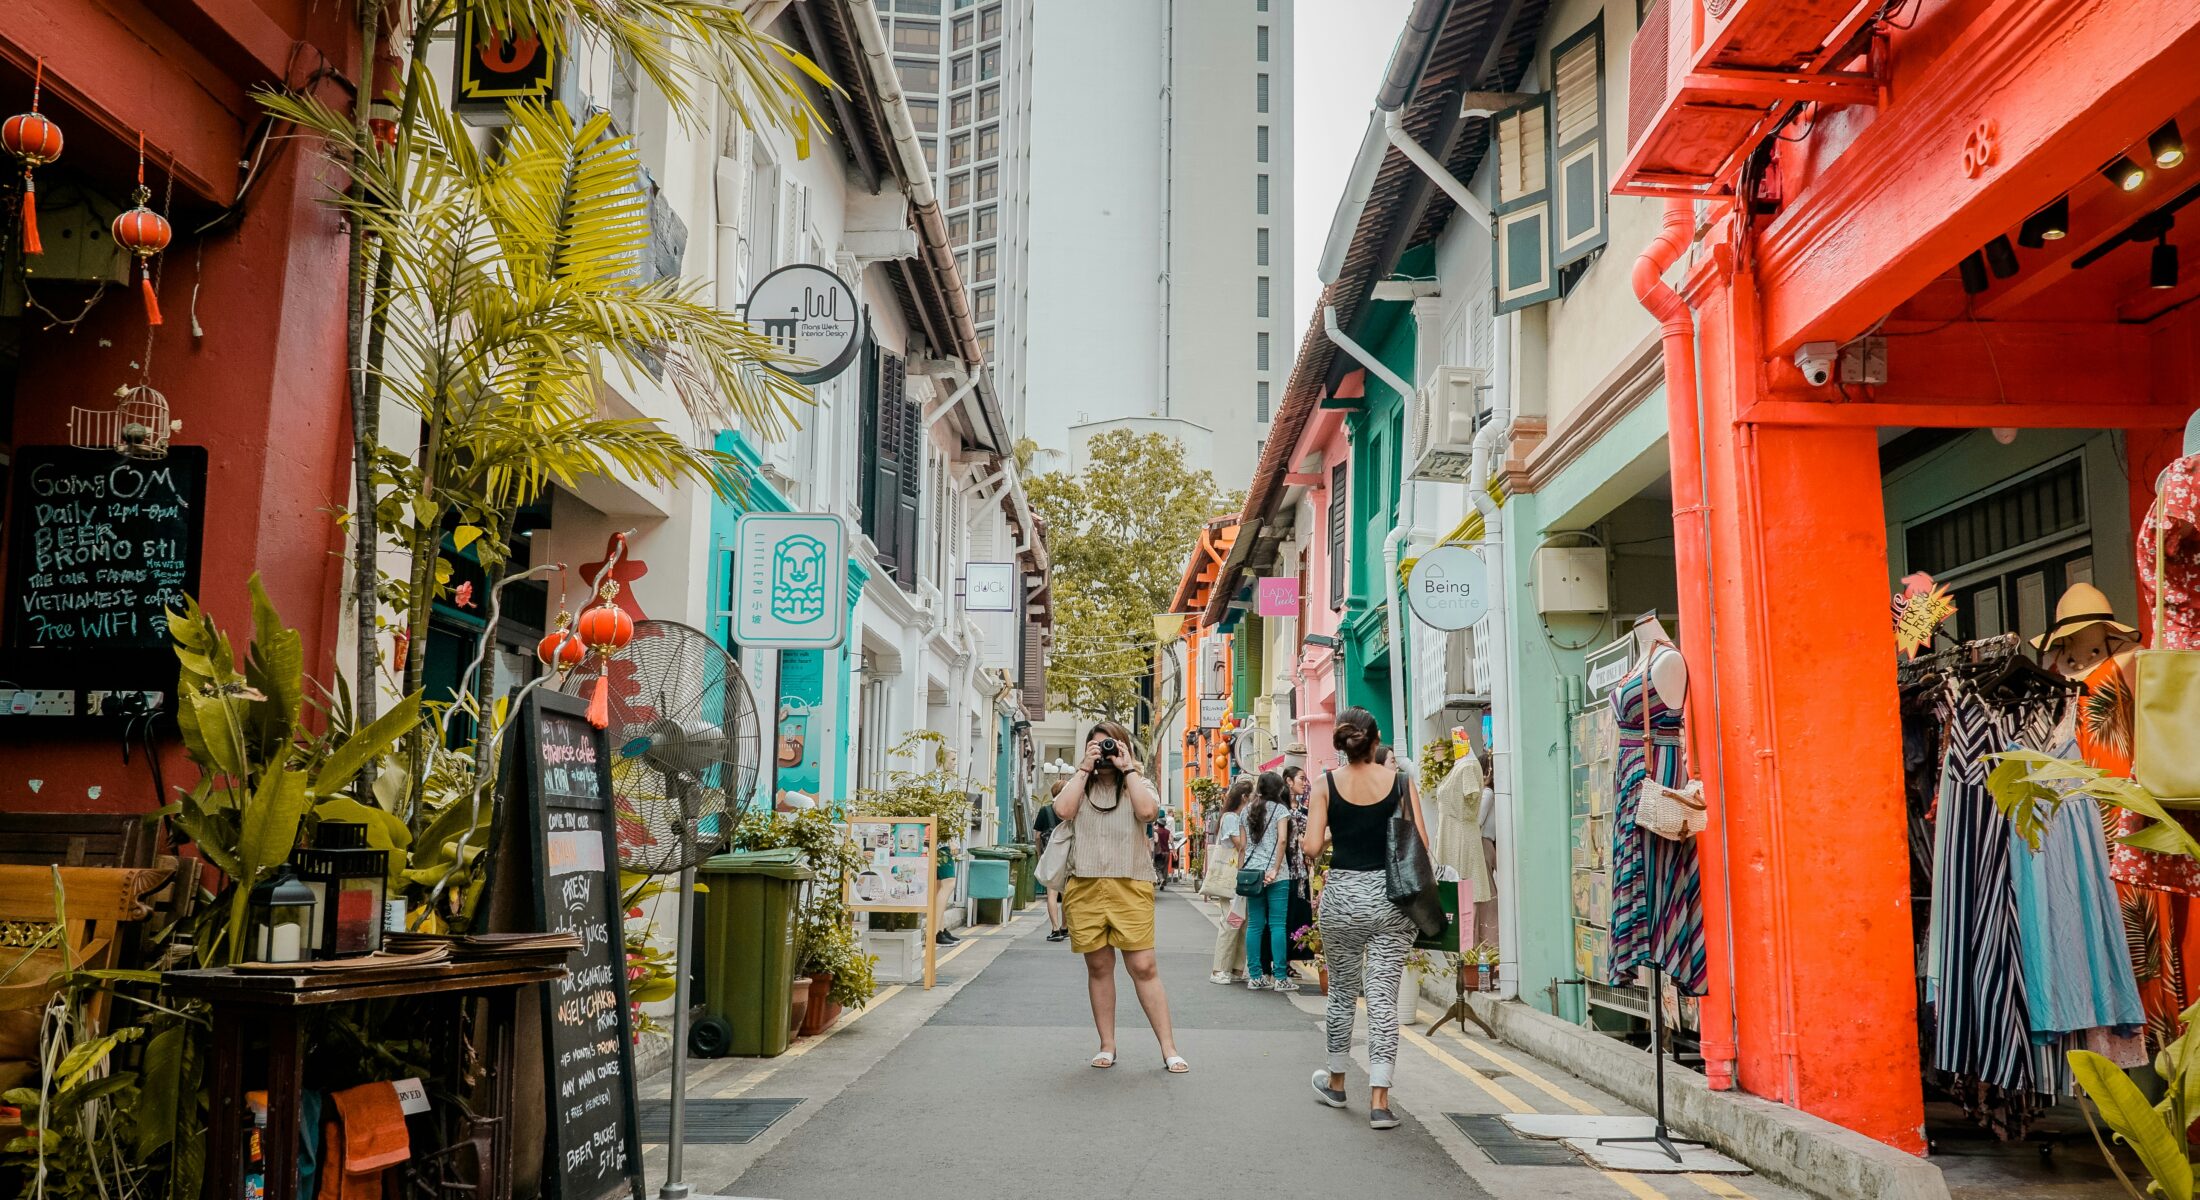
[1445,1114,1587,1166]
[638,1098,803,1145]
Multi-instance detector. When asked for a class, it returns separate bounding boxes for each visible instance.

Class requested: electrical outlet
[3,690,76,717]
[89,691,164,717]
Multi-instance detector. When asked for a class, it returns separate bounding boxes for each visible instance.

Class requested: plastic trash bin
[693,849,813,1058]
[1007,843,1036,909]
[966,849,1015,925]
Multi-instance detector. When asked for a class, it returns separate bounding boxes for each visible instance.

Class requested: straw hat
[2032,582,2139,649]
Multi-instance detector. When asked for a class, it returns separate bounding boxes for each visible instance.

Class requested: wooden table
[166,956,566,1200]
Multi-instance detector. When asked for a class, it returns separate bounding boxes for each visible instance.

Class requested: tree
[1027,431,1236,728]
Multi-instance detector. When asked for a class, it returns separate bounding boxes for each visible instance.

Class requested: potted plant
[859,731,993,883]
[799,918,878,1035]
[730,808,880,1031]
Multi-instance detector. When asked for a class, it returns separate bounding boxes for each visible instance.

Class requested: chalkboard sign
[496,689,643,1200]
[4,445,206,651]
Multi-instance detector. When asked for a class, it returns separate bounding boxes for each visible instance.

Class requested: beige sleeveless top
[1067,776,1156,882]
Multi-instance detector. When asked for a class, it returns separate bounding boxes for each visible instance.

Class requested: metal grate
[1446,1114,1586,1166]
[637,1098,803,1146]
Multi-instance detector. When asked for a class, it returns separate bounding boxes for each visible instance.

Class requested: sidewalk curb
[1466,994,1951,1200]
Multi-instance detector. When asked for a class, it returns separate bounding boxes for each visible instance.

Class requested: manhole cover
[1446,1114,1585,1166]
[638,1098,803,1145]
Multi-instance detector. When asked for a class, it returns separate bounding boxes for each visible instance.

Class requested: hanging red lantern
[576,581,635,728]
[2,58,62,256]
[368,49,403,147]
[537,611,587,669]
[111,135,170,326]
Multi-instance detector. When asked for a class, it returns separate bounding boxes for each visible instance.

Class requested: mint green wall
[1501,389,1668,1020]
[1341,299,1418,731]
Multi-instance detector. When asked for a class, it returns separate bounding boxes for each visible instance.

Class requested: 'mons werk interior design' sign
[744,264,864,384]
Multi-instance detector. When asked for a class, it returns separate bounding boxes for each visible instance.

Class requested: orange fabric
[321,1082,410,1198]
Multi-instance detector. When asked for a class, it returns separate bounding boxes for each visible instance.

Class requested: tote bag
[2137,497,2200,807]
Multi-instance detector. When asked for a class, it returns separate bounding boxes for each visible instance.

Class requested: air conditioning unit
[1408,366,1489,483]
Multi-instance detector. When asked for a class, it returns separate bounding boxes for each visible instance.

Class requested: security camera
[1793,342,1837,387]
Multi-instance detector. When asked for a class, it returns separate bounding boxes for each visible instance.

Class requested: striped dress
[1607,667,1708,994]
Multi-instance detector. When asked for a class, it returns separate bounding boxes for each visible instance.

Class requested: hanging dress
[2008,731,2143,1041]
[1606,662,1708,995]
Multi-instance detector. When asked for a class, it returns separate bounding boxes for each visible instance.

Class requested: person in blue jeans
[1242,771,1299,992]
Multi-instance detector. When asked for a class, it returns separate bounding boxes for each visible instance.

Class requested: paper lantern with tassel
[112,184,171,327]
[2,59,61,256]
[536,611,586,669]
[575,582,635,728]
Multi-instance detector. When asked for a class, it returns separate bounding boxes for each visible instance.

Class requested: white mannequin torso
[1631,613,1687,709]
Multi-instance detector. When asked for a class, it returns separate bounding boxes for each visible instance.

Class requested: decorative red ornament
[3,58,61,255]
[576,581,636,727]
[369,49,403,147]
[536,611,586,668]
[111,136,170,326]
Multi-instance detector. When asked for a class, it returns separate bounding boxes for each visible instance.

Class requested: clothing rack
[1897,632,2024,683]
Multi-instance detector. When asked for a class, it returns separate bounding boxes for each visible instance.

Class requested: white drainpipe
[1475,332,1518,999]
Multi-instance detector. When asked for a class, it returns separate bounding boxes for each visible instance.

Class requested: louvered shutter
[781,178,807,267]
[1021,619,1047,718]
[858,338,882,544]
[894,380,923,592]
[1550,19,1607,269]
[1493,95,1559,313]
[1327,463,1348,610]
[870,349,909,577]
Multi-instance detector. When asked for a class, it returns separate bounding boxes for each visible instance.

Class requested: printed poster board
[842,814,938,988]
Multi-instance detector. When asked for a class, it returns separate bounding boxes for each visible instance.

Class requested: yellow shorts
[1063,876,1156,954]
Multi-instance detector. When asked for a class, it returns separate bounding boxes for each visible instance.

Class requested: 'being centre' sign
[1406,544,1489,632]
[733,513,848,649]
[744,264,864,384]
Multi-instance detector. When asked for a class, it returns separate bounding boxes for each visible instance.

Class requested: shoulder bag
[2137,496,2200,807]
[1199,832,1238,900]
[1035,814,1074,892]
[1236,805,1275,897]
[1631,663,1709,840]
[1385,780,1450,939]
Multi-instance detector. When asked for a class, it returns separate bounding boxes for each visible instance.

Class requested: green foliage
[729,809,878,1008]
[1187,777,1226,805]
[1420,739,1457,795]
[855,731,989,859]
[166,579,422,965]
[1026,430,1239,726]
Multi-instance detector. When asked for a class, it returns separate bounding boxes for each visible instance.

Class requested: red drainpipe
[1634,198,1741,1090]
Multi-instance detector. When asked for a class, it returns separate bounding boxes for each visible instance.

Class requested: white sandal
[1090,1051,1116,1068]
[1162,1055,1191,1074]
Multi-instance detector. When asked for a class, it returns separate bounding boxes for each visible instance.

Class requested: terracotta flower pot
[1318,966,1329,995]
[789,976,813,1036]
[800,971,842,1035]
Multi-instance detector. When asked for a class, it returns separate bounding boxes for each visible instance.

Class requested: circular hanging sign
[1406,545,1490,632]
[744,263,864,384]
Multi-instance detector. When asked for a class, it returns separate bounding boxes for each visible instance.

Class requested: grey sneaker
[1273,977,1302,993]
[1369,1107,1401,1130]
[1311,1069,1347,1109]
[1247,977,1269,991]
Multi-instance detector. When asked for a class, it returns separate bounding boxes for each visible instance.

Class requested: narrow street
[647,895,1811,1200]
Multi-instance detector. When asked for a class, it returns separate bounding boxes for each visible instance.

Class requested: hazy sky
[1293,0,1413,332]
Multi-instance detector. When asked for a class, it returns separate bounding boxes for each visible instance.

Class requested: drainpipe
[1324,305,1413,398]
[1462,351,1517,998]
[1635,198,1745,1091]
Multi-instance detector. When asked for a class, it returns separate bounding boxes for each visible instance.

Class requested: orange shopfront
[1621,0,2200,1155]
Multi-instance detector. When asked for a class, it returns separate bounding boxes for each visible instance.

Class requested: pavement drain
[637,1098,804,1145]
[1445,1114,1588,1167]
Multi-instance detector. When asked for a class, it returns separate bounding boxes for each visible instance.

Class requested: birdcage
[69,383,178,460]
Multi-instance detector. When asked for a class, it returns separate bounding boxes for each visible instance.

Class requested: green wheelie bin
[1007,843,1036,910]
[966,846,1017,925]
[692,849,813,1058]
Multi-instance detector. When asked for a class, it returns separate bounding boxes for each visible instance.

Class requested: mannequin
[2036,583,2138,681]
[1631,611,1687,708]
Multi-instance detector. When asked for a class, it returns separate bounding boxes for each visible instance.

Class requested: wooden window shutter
[870,349,909,576]
[1493,95,1559,314]
[1550,19,1607,269]
[1021,619,1047,717]
[858,336,882,539]
[1327,463,1348,610]
[894,379,923,592]
[781,178,807,267]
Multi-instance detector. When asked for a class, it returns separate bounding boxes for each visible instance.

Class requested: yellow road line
[1685,1174,1755,1198]
[1400,1027,1535,1114]
[1437,1025,1603,1115]
[1604,1171,1671,1199]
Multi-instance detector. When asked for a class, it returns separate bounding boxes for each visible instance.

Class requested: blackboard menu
[505,690,643,1200]
[4,445,206,651]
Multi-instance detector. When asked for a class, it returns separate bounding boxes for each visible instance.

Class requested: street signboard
[1255,576,1297,617]
[743,264,864,384]
[732,512,848,649]
[964,561,1016,612]
[1407,544,1490,632]
[453,11,563,122]
[1198,697,1229,729]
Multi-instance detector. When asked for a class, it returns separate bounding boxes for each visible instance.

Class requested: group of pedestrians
[1036,707,1430,1131]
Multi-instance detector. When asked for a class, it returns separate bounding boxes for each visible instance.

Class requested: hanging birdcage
[69,382,178,460]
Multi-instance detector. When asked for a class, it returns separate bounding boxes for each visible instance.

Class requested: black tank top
[1326,771,1400,872]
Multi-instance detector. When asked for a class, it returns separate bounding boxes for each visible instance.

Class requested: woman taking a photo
[1242,771,1298,991]
[1206,777,1253,985]
[1303,708,1428,1130]
[1051,721,1189,1074]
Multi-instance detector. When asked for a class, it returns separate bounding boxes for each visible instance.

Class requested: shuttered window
[1492,94,1558,313]
[1550,18,1608,268]
[1257,73,1270,113]
[1256,381,1271,422]
[1257,226,1270,266]
[1257,124,1269,162]
[1257,276,1270,318]
[1256,332,1270,370]
[1327,463,1348,609]
[1257,173,1270,214]
[861,345,920,586]
[1256,25,1269,62]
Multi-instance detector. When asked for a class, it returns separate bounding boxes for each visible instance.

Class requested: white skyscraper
[883,0,1295,489]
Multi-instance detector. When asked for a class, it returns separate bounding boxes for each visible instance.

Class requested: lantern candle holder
[293,822,389,958]
[247,867,318,965]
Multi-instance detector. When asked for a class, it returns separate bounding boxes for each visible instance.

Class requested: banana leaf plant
[165,576,421,966]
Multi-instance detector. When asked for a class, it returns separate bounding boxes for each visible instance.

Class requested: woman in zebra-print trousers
[1303,707,1428,1131]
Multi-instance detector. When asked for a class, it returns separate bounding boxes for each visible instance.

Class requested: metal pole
[660,862,698,1198]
